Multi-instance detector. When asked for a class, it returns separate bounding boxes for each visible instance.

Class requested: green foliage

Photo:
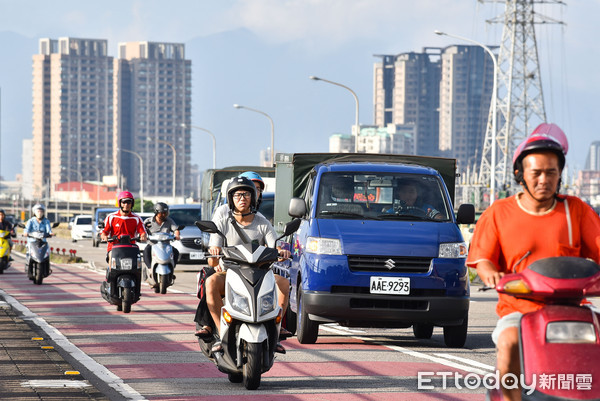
[132,200,154,213]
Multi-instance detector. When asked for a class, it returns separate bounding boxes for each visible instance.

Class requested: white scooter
[194,218,300,390]
[144,225,184,294]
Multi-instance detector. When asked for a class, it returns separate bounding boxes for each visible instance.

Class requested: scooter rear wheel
[228,372,243,383]
[122,287,132,313]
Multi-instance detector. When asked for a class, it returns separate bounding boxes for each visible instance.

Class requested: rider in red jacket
[101,191,147,255]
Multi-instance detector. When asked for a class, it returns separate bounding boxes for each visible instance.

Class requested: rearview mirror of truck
[288,197,307,218]
[456,204,475,224]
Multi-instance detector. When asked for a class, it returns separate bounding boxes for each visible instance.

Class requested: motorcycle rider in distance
[143,202,181,277]
[0,209,15,258]
[466,123,600,401]
[203,177,291,354]
[24,204,55,278]
[100,190,147,262]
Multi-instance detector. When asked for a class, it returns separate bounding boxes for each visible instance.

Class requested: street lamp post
[150,138,177,202]
[309,75,360,149]
[92,166,101,207]
[119,148,144,213]
[434,30,498,205]
[181,124,216,169]
[233,105,274,166]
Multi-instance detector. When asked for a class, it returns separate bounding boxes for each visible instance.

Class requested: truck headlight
[439,242,468,258]
[546,322,597,343]
[306,237,342,255]
[259,288,276,316]
[227,284,250,316]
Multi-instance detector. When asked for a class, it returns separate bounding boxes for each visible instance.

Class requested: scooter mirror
[97,222,105,229]
[177,225,185,231]
[52,222,60,228]
[282,218,301,238]
[17,222,25,229]
[195,220,218,233]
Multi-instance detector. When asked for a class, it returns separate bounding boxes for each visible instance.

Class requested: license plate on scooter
[370,276,410,295]
[190,252,205,260]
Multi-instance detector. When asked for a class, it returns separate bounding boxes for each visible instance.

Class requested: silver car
[168,204,207,264]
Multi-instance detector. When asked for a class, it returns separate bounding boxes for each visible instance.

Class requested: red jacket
[102,210,146,252]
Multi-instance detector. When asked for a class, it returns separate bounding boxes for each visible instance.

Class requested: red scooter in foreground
[488,256,600,400]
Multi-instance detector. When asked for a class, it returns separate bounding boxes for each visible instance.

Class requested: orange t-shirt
[467,194,600,317]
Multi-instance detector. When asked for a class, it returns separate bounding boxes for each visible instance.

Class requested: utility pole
[478,0,565,201]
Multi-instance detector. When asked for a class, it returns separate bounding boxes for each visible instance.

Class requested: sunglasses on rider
[121,199,133,205]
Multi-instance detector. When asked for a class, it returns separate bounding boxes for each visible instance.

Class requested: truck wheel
[34,262,43,285]
[413,323,434,339]
[122,287,132,313]
[443,314,468,348]
[243,342,262,390]
[296,286,319,344]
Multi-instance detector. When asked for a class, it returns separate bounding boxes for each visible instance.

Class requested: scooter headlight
[227,283,250,316]
[259,288,276,316]
[546,321,597,343]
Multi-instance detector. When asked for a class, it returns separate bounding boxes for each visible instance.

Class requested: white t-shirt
[208,212,277,249]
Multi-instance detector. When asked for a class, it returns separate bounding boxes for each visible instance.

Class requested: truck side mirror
[288,197,306,218]
[456,204,475,224]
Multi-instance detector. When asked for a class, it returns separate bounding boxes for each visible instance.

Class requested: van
[273,153,475,347]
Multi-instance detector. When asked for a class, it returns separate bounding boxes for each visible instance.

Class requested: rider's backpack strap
[228,211,252,244]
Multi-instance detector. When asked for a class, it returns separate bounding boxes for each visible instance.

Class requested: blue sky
[0,0,597,181]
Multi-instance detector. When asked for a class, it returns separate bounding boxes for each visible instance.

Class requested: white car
[71,214,93,241]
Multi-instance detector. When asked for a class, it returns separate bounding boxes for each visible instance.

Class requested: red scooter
[489,256,600,400]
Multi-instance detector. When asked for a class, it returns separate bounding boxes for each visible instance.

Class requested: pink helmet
[117,191,135,207]
[512,123,568,173]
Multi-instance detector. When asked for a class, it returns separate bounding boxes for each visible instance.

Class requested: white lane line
[321,323,366,334]
[433,353,495,371]
[0,289,147,401]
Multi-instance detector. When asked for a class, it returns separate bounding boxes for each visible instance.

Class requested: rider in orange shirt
[467,123,600,401]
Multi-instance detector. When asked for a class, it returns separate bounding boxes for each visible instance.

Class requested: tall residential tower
[32,38,114,198]
[115,42,192,198]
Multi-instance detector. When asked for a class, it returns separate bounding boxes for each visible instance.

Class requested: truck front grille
[348,255,432,273]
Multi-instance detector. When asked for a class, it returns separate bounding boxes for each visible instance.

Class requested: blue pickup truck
[272,153,475,347]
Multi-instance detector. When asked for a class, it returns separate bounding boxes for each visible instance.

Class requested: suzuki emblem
[384,259,395,270]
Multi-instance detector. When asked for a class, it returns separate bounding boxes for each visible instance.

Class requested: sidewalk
[0,300,109,401]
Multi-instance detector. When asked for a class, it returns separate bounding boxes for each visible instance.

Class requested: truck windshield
[316,172,450,221]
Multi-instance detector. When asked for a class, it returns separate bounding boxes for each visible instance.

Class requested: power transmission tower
[478,0,565,202]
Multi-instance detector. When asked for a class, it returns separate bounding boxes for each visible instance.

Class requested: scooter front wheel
[243,342,262,390]
[159,275,169,294]
[34,262,43,285]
